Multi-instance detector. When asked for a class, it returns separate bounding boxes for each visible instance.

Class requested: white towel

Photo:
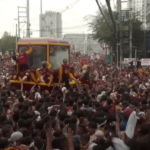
[112,137,129,150]
[125,111,137,138]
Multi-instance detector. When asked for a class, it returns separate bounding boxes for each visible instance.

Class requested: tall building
[127,0,147,28]
[39,11,62,38]
[63,34,103,55]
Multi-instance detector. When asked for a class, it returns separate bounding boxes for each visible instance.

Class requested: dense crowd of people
[0,52,150,150]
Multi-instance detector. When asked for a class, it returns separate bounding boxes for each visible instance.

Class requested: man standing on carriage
[48,66,77,88]
[36,61,51,84]
[58,59,77,89]
[11,43,34,72]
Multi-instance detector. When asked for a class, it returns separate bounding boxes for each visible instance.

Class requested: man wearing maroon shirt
[12,44,34,71]
[59,59,70,89]
[36,61,51,84]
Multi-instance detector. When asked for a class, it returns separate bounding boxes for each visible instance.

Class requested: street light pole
[129,0,133,58]
[117,43,120,68]
[118,0,122,72]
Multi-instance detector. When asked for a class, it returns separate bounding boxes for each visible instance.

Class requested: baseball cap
[95,130,104,137]
[10,131,23,142]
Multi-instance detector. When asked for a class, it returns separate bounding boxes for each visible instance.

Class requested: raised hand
[46,128,54,141]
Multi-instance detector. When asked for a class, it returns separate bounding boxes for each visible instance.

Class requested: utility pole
[16,24,18,49]
[117,0,122,71]
[84,35,87,54]
[129,0,133,58]
[143,22,146,58]
[116,2,119,68]
[26,0,30,37]
[18,6,27,38]
[17,2,29,38]
[40,0,43,37]
[135,49,137,60]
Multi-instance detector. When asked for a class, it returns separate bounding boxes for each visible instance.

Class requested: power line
[20,24,88,34]
[21,30,89,34]
[30,30,86,34]
[0,24,88,34]
[59,0,80,13]
[31,21,86,26]
[61,0,91,13]
[30,0,91,21]
[95,0,112,32]
[30,24,87,31]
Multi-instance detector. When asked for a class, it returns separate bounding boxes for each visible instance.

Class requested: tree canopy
[86,5,145,57]
[86,6,114,46]
[0,31,16,54]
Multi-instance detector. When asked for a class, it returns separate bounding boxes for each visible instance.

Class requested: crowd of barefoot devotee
[0,51,150,150]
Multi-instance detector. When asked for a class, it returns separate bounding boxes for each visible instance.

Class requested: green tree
[86,6,114,46]
[87,6,145,58]
[0,31,16,54]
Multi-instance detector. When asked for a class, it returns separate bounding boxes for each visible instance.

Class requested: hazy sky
[0,0,127,38]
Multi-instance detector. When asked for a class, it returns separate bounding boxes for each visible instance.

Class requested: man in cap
[10,131,23,146]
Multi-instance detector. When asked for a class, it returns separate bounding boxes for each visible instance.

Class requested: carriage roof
[17,38,69,44]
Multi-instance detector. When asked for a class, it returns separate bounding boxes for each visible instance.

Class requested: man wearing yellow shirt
[48,67,77,87]
[36,61,51,84]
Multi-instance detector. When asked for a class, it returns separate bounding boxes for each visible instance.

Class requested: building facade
[39,11,62,38]
[127,0,147,28]
[63,34,103,55]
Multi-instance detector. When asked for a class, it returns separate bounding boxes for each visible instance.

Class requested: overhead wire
[20,18,27,30]
[95,0,112,32]
[27,0,90,38]
[1,0,90,37]
[31,20,86,26]
[34,0,81,31]
[20,29,88,34]
[32,24,87,30]
[24,24,88,32]
[59,0,80,13]
[30,0,91,21]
